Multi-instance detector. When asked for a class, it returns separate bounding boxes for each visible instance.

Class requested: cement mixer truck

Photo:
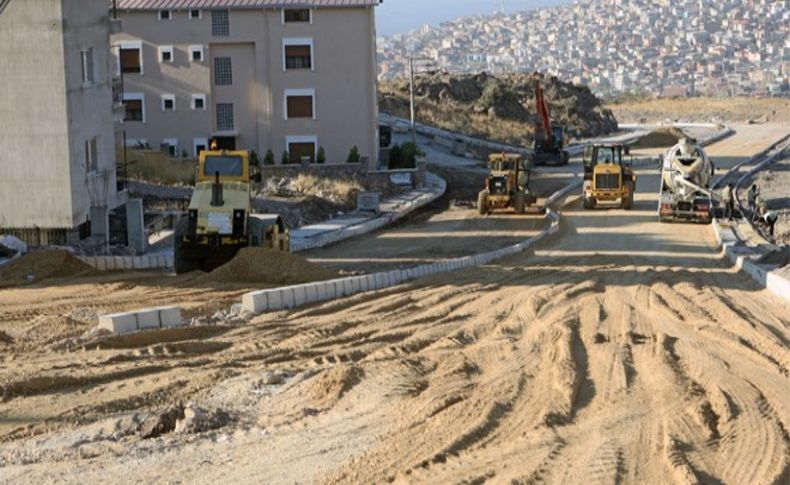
[658,138,719,223]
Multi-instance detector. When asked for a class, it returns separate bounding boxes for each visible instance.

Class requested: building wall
[0,0,116,230]
[113,6,379,167]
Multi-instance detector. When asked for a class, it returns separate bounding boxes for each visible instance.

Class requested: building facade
[0,0,129,245]
[113,0,380,168]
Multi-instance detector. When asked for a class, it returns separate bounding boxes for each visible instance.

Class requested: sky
[376,0,573,36]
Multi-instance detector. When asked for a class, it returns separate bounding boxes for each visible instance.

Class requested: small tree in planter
[281,150,291,164]
[316,146,327,164]
[388,144,402,170]
[249,149,260,166]
[263,149,275,166]
[346,145,361,164]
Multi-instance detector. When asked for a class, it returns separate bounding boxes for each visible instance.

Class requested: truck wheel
[583,197,596,210]
[478,191,489,215]
[174,218,199,274]
[563,152,569,166]
[623,183,634,210]
[513,191,526,214]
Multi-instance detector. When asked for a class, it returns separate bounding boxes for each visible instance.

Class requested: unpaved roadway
[0,125,788,484]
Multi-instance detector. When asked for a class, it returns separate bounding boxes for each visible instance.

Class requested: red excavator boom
[535,80,552,148]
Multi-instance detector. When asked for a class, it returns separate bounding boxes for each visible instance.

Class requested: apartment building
[113,0,380,168]
[0,0,135,246]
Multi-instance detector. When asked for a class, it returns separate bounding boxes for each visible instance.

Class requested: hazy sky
[376,0,573,36]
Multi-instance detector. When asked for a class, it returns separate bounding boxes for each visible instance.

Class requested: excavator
[531,80,569,166]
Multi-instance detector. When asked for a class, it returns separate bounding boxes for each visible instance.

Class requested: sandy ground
[0,126,788,484]
[610,97,790,124]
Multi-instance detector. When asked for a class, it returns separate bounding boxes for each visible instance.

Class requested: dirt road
[0,126,788,484]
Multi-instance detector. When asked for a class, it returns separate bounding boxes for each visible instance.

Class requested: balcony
[111,76,125,122]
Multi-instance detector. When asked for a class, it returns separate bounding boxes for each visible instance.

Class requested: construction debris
[0,249,97,286]
[198,248,336,286]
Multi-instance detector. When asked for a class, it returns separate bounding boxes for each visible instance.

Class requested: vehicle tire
[513,191,526,214]
[623,182,634,210]
[563,152,569,166]
[478,190,489,215]
[174,217,199,274]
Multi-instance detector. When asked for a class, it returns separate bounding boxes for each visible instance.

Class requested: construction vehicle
[174,149,289,273]
[478,153,537,215]
[532,80,570,166]
[582,143,636,210]
[658,138,718,223]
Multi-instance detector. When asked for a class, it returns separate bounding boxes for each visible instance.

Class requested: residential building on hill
[112,0,381,167]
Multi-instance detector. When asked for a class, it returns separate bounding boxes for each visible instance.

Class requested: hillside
[379,71,619,146]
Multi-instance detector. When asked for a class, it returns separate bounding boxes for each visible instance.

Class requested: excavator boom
[535,81,552,147]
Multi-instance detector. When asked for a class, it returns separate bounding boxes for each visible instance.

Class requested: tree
[282,150,291,164]
[249,149,260,166]
[263,149,275,166]
[346,145,361,164]
[317,146,327,164]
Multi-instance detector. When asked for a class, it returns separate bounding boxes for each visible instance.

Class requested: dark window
[285,45,312,70]
[214,57,232,85]
[288,142,315,164]
[204,156,243,177]
[159,10,170,20]
[189,9,200,19]
[120,48,141,74]
[216,103,234,131]
[85,137,98,172]
[194,97,205,110]
[124,99,143,121]
[81,48,95,85]
[284,9,310,23]
[161,49,172,62]
[163,97,175,110]
[192,48,203,61]
[286,95,313,118]
[212,10,230,36]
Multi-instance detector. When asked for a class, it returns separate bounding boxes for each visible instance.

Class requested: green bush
[263,149,275,166]
[346,145,361,164]
[388,142,418,170]
[282,150,291,164]
[249,150,260,166]
[317,146,327,164]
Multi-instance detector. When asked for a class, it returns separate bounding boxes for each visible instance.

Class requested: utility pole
[407,56,434,146]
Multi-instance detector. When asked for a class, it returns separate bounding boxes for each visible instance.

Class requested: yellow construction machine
[173,149,289,273]
[478,153,537,215]
[582,144,636,210]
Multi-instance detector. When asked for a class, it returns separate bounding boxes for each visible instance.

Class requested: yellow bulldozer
[173,149,289,273]
[478,153,537,215]
[582,143,636,210]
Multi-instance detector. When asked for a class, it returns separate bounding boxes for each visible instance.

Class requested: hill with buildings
[378,0,789,98]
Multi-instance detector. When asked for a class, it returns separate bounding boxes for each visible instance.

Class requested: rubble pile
[380,71,619,145]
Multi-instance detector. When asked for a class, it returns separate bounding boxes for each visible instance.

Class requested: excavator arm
[535,81,553,148]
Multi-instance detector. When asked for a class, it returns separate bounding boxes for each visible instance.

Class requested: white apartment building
[113,0,381,168]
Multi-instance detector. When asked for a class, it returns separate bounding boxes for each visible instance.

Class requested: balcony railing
[111,76,124,106]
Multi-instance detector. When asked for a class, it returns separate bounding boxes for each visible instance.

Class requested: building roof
[113,0,379,9]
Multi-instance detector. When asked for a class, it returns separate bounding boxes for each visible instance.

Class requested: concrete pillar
[90,206,109,246]
[125,199,146,255]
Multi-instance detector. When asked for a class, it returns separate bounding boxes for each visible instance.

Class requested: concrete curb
[98,306,183,334]
[711,220,790,303]
[79,254,174,271]
[290,172,447,252]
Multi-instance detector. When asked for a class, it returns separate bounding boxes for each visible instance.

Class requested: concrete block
[165,255,174,268]
[114,256,124,270]
[344,279,354,295]
[136,309,161,329]
[387,271,401,285]
[333,280,346,297]
[315,283,329,301]
[104,258,116,271]
[98,312,138,334]
[267,290,283,310]
[365,274,378,291]
[122,257,134,271]
[159,307,183,328]
[281,287,296,309]
[140,256,152,270]
[94,258,106,271]
[304,284,318,304]
[293,286,307,307]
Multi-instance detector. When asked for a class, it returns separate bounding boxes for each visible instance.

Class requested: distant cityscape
[377,0,790,98]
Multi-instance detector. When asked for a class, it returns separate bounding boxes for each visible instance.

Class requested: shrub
[346,145,361,164]
[249,149,260,166]
[282,150,291,164]
[317,146,327,164]
[263,149,275,166]
[388,142,418,170]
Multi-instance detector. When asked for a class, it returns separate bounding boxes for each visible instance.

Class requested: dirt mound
[308,364,364,403]
[0,250,97,286]
[380,71,618,145]
[200,248,335,285]
[631,126,689,149]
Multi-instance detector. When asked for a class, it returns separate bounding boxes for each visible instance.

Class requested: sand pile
[200,248,335,285]
[0,250,97,286]
[631,126,688,149]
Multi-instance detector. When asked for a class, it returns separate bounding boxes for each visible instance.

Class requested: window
[286,136,317,164]
[119,44,142,74]
[81,48,94,85]
[189,45,204,62]
[192,94,207,110]
[212,10,229,36]
[158,10,171,20]
[162,139,178,157]
[193,138,208,157]
[85,137,98,173]
[159,46,173,63]
[122,93,145,122]
[284,89,315,119]
[216,103,234,131]
[161,94,176,111]
[214,57,232,85]
[283,39,313,70]
[204,155,244,176]
[283,8,310,23]
[189,9,201,20]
